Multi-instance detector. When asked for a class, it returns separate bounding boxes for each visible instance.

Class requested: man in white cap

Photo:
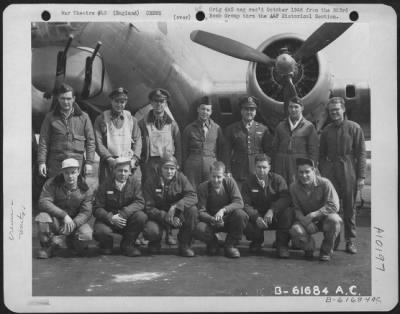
[94,87,142,184]
[142,154,198,257]
[35,158,93,258]
[93,157,147,257]
[38,83,95,179]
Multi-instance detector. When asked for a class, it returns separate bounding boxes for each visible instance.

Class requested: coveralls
[319,119,366,241]
[272,118,319,185]
[182,118,225,190]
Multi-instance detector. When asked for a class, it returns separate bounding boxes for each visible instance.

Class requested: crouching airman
[35,158,93,258]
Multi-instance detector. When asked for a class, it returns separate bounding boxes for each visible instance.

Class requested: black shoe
[206,237,220,255]
[122,246,142,257]
[345,241,357,254]
[165,231,177,246]
[304,250,314,259]
[277,246,290,259]
[37,246,54,259]
[179,244,195,257]
[319,253,331,261]
[66,237,88,256]
[224,246,240,258]
[249,242,262,254]
[147,242,161,255]
[99,247,113,255]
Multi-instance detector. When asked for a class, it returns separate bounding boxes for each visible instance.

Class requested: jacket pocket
[73,134,86,153]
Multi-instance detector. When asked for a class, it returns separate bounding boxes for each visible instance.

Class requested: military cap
[296,157,315,168]
[114,156,132,168]
[61,158,80,169]
[327,96,345,106]
[240,96,258,109]
[149,88,170,101]
[289,96,303,106]
[160,154,178,168]
[109,87,128,99]
[56,83,74,95]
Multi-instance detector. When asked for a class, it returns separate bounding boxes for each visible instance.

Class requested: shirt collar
[114,179,127,191]
[110,110,124,120]
[61,107,74,120]
[197,118,211,128]
[242,120,254,129]
[288,116,303,131]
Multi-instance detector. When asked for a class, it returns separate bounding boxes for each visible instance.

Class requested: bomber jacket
[94,175,145,224]
[38,174,93,227]
[242,172,291,223]
[143,171,197,221]
[38,103,95,165]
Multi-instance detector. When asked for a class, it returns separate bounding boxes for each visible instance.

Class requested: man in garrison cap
[139,88,182,181]
[38,83,95,178]
[35,158,93,258]
[289,158,342,261]
[182,96,225,191]
[224,96,273,188]
[94,87,142,184]
[272,96,319,186]
[93,157,147,257]
[319,97,367,254]
[142,154,198,257]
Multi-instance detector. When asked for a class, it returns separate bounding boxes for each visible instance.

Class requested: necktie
[202,123,208,137]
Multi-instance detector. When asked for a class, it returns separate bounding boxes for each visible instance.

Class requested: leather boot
[179,243,195,257]
[147,241,161,255]
[165,229,177,246]
[206,236,220,255]
[224,235,240,258]
[37,241,56,259]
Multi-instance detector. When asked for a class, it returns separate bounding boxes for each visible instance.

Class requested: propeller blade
[294,23,353,60]
[190,30,275,65]
[282,76,298,104]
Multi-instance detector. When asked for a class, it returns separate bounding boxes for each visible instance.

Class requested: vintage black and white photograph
[3,3,398,312]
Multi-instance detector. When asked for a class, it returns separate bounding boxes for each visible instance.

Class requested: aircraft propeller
[190,23,353,104]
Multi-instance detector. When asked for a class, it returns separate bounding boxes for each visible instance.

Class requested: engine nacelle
[247,33,333,125]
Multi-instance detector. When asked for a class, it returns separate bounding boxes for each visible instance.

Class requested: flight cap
[61,158,80,169]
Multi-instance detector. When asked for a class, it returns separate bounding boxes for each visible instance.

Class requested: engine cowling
[247,33,333,125]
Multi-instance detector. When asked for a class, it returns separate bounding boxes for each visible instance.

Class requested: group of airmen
[34,83,366,262]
